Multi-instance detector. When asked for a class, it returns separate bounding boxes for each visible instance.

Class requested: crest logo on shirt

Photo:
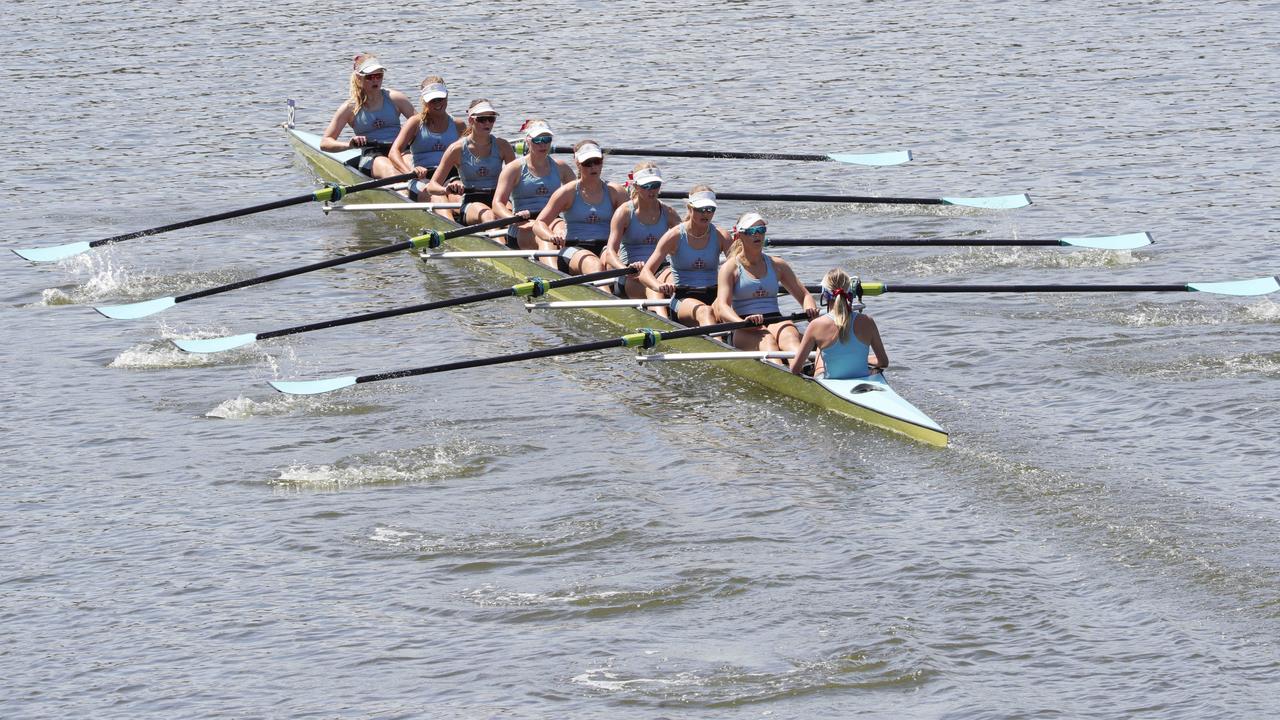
[645,234,657,244]
[692,258,707,269]
[752,288,768,298]
[432,141,445,151]
[372,119,389,129]
[476,167,489,177]
[586,212,600,224]
[537,185,549,196]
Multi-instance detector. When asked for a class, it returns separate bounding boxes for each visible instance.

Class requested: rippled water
[3,1,1279,717]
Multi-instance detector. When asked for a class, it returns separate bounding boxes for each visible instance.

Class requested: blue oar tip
[826,150,913,167]
[93,296,177,320]
[1186,276,1280,297]
[269,376,358,395]
[172,333,257,354]
[12,241,93,263]
[941,193,1032,210]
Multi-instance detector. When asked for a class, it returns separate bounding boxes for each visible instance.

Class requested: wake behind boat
[284,126,950,447]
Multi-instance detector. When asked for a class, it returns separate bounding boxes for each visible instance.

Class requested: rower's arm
[319,102,356,152]
[640,227,680,292]
[427,143,463,195]
[713,261,742,323]
[602,203,630,270]
[775,257,819,317]
[533,185,575,242]
[857,314,889,371]
[489,161,520,220]
[388,117,419,174]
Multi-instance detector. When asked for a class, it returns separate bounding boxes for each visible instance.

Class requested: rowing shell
[285,126,949,447]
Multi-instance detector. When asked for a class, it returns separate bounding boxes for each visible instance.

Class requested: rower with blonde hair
[713,212,818,364]
[602,161,681,302]
[389,76,466,212]
[790,268,888,378]
[426,99,516,224]
[491,119,575,250]
[319,53,415,178]
[638,186,732,326]
[532,139,627,274]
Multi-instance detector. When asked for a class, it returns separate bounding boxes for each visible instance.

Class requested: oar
[269,312,806,395]
[852,275,1280,297]
[13,173,417,263]
[531,143,912,167]
[656,190,1031,210]
[94,214,525,320]
[173,267,635,353]
[768,232,1153,251]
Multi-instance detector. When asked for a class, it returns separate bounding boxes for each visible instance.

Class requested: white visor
[574,144,603,163]
[736,212,766,232]
[632,167,663,185]
[523,120,553,139]
[421,83,448,102]
[468,101,497,117]
[688,190,717,209]
[356,58,386,76]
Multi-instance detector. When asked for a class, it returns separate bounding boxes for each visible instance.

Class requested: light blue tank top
[669,223,721,288]
[820,311,871,379]
[511,157,562,214]
[411,117,460,168]
[460,138,502,192]
[352,90,401,143]
[618,202,668,265]
[732,255,780,316]
[563,181,614,242]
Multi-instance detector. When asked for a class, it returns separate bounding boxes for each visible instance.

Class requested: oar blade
[1187,276,1280,297]
[12,241,93,263]
[172,333,258,354]
[826,150,913,167]
[93,296,177,320]
[1059,232,1153,250]
[941,193,1032,210]
[269,376,358,395]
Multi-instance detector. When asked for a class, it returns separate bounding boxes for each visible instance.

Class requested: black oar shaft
[769,239,1061,247]
[175,215,522,305]
[87,172,414,249]
[177,241,412,303]
[878,284,1187,293]
[356,312,801,385]
[550,145,828,162]
[258,267,634,341]
[657,191,945,205]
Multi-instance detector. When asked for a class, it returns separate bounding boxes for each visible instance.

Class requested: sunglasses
[472,115,497,124]
[637,181,661,191]
[691,206,716,214]
[362,73,384,81]
[580,158,602,168]
[529,135,553,145]
[740,225,768,236]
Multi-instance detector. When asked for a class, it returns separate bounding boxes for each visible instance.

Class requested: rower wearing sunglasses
[491,119,574,250]
[320,54,415,179]
[388,76,466,215]
[637,186,733,327]
[602,162,681,305]
[426,99,516,224]
[531,140,628,274]
[713,212,819,365]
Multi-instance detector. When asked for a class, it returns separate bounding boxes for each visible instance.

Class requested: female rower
[389,76,466,212]
[532,140,627,274]
[713,212,819,364]
[320,54,415,178]
[790,268,888,378]
[491,119,575,250]
[426,100,515,224]
[639,186,733,326]
[602,162,681,303]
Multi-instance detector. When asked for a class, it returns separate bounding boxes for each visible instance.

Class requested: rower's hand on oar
[658,282,676,295]
[348,135,368,148]
[804,306,820,320]
[746,314,765,325]
[445,179,465,194]
[413,165,431,179]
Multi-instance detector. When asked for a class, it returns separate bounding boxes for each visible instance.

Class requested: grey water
[3,1,1278,717]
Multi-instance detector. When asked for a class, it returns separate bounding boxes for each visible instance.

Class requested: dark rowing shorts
[669,286,717,315]
[460,189,496,219]
[555,240,607,274]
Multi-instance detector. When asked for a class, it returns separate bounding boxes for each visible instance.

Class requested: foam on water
[204,389,375,420]
[272,441,492,488]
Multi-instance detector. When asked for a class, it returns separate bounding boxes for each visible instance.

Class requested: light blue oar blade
[269,376,358,395]
[1059,232,1153,250]
[1187,276,1280,297]
[12,241,93,263]
[941,193,1032,210]
[172,333,258,354]
[826,150,913,167]
[94,296,177,320]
